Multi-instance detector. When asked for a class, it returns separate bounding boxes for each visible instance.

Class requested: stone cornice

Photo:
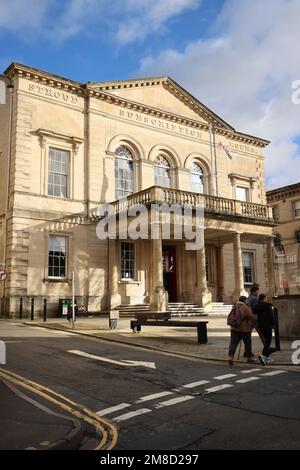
[35,128,84,154]
[267,183,300,202]
[4,62,84,96]
[4,63,270,148]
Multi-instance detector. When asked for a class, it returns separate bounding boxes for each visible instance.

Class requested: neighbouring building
[0,63,275,318]
[267,183,300,296]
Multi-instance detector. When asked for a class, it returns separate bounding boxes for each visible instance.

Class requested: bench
[130,319,208,344]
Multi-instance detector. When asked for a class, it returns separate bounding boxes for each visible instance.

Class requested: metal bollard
[19,297,23,320]
[43,298,47,322]
[273,307,281,351]
[31,298,34,321]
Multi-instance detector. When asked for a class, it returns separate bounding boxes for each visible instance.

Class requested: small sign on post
[109,310,119,330]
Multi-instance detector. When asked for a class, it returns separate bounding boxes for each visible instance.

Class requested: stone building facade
[267,183,300,296]
[0,63,275,317]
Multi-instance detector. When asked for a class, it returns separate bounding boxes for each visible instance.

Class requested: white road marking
[214,374,237,380]
[68,349,156,369]
[241,369,262,374]
[154,395,194,409]
[260,370,287,376]
[135,391,173,404]
[113,408,152,422]
[205,384,234,394]
[182,380,210,389]
[236,376,260,383]
[96,403,131,416]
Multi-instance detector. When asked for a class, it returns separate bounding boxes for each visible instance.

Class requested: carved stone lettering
[227,140,260,155]
[27,83,79,104]
[119,109,203,140]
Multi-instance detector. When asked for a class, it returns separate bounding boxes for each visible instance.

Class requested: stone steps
[116,302,233,318]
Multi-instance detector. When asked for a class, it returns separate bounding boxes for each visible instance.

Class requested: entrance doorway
[162,245,177,302]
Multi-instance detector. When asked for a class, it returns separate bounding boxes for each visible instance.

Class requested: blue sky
[1,0,300,188]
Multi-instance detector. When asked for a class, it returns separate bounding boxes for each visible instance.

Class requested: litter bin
[109,310,119,329]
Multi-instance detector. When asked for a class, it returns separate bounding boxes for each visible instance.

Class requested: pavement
[20,314,298,366]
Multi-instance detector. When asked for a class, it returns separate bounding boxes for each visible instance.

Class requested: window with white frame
[293,200,300,219]
[154,155,171,188]
[48,236,67,278]
[242,251,255,284]
[190,162,204,193]
[121,242,135,279]
[115,146,134,199]
[48,147,69,198]
[236,186,250,202]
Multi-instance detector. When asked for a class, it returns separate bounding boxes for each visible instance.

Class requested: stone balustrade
[105,186,274,222]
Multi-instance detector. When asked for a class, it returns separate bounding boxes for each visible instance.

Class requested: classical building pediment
[87,77,234,131]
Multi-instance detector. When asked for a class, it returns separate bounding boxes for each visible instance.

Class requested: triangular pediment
[88,77,234,130]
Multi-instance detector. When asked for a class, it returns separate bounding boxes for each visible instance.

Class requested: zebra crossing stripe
[113,408,152,422]
[135,391,174,403]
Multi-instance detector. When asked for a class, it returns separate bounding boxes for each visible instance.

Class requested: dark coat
[254,301,275,330]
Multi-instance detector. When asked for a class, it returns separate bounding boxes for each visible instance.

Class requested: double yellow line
[0,368,118,450]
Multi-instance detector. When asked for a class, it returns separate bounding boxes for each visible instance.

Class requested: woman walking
[228,296,257,366]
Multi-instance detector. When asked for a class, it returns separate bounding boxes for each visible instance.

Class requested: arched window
[115,146,134,199]
[295,230,300,243]
[154,155,171,188]
[190,162,204,193]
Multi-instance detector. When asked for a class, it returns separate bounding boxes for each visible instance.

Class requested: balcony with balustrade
[107,185,275,226]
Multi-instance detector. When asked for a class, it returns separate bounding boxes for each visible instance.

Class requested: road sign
[0,270,7,281]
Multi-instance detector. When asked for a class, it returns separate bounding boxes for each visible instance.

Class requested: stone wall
[273,295,300,338]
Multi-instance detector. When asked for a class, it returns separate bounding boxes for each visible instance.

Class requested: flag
[218,141,232,159]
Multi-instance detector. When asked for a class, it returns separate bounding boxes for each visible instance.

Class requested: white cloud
[0,0,51,31]
[0,0,201,44]
[139,0,300,189]
[115,0,201,44]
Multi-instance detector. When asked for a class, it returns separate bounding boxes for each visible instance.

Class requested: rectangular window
[236,186,250,202]
[293,200,300,218]
[48,147,69,198]
[242,251,254,284]
[121,242,135,279]
[272,205,279,221]
[48,236,67,278]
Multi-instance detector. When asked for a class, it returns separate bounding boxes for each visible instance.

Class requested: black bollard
[19,297,23,320]
[31,298,34,321]
[43,298,47,322]
[273,307,281,351]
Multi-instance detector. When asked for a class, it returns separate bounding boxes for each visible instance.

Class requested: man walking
[254,293,276,365]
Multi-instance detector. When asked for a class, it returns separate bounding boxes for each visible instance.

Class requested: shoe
[265,357,274,364]
[258,355,267,365]
[228,359,234,367]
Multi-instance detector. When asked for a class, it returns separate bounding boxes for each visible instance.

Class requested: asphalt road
[1,321,300,450]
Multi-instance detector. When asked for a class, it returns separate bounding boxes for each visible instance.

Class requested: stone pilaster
[266,237,275,300]
[108,239,121,309]
[149,237,168,312]
[196,247,212,311]
[232,232,248,302]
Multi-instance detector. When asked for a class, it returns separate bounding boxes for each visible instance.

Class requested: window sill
[43,278,71,284]
[118,280,141,285]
